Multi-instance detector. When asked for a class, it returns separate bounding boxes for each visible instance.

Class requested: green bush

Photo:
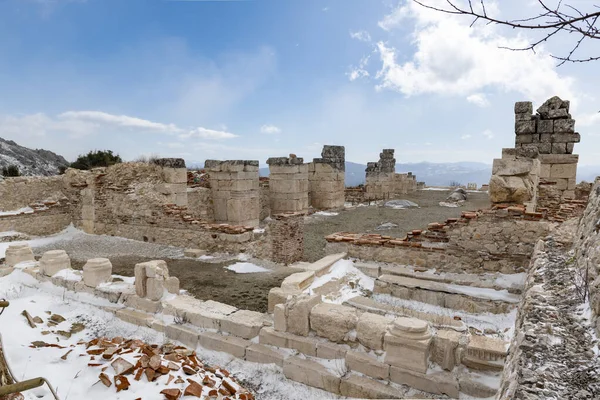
[1,165,20,177]
[70,150,122,170]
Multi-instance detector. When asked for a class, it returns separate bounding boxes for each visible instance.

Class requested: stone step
[380,264,524,294]
[375,275,520,314]
[343,296,466,331]
[294,252,346,277]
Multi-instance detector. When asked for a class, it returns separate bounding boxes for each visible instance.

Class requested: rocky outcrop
[0,137,68,176]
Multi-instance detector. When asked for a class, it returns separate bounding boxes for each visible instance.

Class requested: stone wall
[365,149,396,201]
[394,172,417,195]
[0,204,71,236]
[270,212,304,265]
[205,160,260,227]
[574,178,600,332]
[308,145,345,210]
[186,187,213,221]
[0,175,66,211]
[267,156,309,214]
[259,179,271,220]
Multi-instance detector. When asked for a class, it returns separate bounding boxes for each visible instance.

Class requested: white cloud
[0,113,96,139]
[579,112,600,128]
[461,134,472,140]
[347,55,371,82]
[350,30,372,42]
[466,93,490,107]
[59,111,182,133]
[482,129,494,139]
[370,2,576,105]
[260,124,281,135]
[178,127,238,140]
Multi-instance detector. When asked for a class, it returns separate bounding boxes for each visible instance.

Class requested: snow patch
[314,211,339,217]
[225,262,269,274]
[306,259,374,304]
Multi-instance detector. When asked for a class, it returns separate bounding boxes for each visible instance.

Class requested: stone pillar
[39,250,71,277]
[154,158,188,207]
[267,155,309,214]
[205,160,260,227]
[308,145,345,210]
[134,260,179,301]
[384,317,432,374]
[394,172,417,195]
[270,212,304,265]
[82,258,112,287]
[365,149,396,201]
[5,244,35,267]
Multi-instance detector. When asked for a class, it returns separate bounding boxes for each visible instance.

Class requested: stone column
[365,149,396,201]
[82,258,113,288]
[267,156,309,214]
[5,244,35,267]
[205,160,260,227]
[154,158,188,207]
[270,212,304,265]
[308,145,345,210]
[39,250,71,277]
[384,317,433,374]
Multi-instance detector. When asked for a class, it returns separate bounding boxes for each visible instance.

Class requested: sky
[0,0,599,167]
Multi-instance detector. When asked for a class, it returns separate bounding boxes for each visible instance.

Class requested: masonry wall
[308,145,345,210]
[365,149,396,201]
[394,172,417,195]
[259,180,271,220]
[0,205,71,236]
[267,157,309,215]
[0,176,66,211]
[186,187,214,221]
[270,212,304,265]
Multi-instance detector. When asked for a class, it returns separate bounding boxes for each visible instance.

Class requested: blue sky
[1,0,599,168]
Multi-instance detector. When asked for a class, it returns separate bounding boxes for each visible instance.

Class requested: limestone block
[151,319,167,333]
[389,366,459,398]
[134,263,147,298]
[537,119,553,133]
[489,175,535,204]
[538,153,579,164]
[81,205,95,220]
[5,244,35,267]
[184,248,207,258]
[280,271,315,294]
[115,309,153,327]
[269,165,299,174]
[219,232,251,243]
[39,250,71,277]
[146,277,165,301]
[551,142,567,154]
[221,310,272,339]
[340,374,404,399]
[384,317,432,374]
[268,287,288,313]
[286,294,322,336]
[164,297,237,330]
[310,303,358,343]
[353,261,380,278]
[345,351,389,380]
[165,324,200,349]
[514,101,532,114]
[245,343,287,367]
[492,158,534,176]
[198,331,250,358]
[462,335,506,371]
[432,329,462,371]
[283,356,341,394]
[553,118,575,133]
[274,304,287,332]
[550,162,577,179]
[302,253,346,277]
[258,327,318,356]
[356,312,393,350]
[515,120,535,134]
[165,277,180,294]
[316,341,347,359]
[162,167,187,184]
[124,295,162,313]
[259,327,289,348]
[144,260,169,278]
[82,258,112,288]
[459,374,498,398]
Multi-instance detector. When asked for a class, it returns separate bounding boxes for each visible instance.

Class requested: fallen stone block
[115,309,153,327]
[82,258,112,288]
[389,366,459,398]
[356,312,393,351]
[340,374,404,399]
[283,356,341,394]
[301,253,346,277]
[432,329,462,371]
[221,309,272,339]
[245,343,287,367]
[268,287,288,313]
[345,351,389,380]
[165,324,200,349]
[286,294,321,336]
[198,332,250,358]
[280,271,315,293]
[462,335,507,371]
[310,303,358,342]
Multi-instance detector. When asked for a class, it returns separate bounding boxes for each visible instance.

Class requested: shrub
[1,165,20,177]
[70,150,122,170]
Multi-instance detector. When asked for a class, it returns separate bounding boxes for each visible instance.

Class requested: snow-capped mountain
[0,137,69,176]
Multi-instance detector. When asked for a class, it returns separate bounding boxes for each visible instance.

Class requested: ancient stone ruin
[1,112,599,400]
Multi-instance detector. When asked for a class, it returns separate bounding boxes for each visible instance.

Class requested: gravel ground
[303,189,491,262]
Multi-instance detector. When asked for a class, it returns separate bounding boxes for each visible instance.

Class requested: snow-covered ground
[0,206,35,216]
[225,262,270,274]
[0,271,339,400]
[305,259,374,304]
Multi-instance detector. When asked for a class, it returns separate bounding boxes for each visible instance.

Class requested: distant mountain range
[0,137,69,176]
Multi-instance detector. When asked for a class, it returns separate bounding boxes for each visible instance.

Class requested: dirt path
[303,190,491,262]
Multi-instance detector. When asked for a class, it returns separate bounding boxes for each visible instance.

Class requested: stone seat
[375,275,519,314]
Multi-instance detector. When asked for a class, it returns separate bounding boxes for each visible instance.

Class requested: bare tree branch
[412,0,600,64]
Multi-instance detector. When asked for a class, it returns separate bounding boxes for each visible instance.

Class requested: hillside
[0,137,69,176]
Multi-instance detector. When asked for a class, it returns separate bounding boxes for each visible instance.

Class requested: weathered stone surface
[165,324,199,349]
[283,356,341,394]
[489,175,536,204]
[258,327,318,356]
[340,374,404,399]
[462,335,506,371]
[356,312,393,350]
[384,317,432,374]
[515,120,536,134]
[273,303,287,332]
[82,258,112,288]
[198,331,250,358]
[345,351,389,380]
[514,101,533,114]
[5,243,35,267]
[164,276,180,294]
[183,248,207,258]
[221,309,272,339]
[280,271,314,293]
[39,250,71,277]
[115,309,153,327]
[286,294,321,336]
[432,329,462,371]
[245,343,287,367]
[389,366,459,398]
[316,341,347,359]
[145,277,165,301]
[164,296,237,330]
[310,303,358,343]
[124,295,162,313]
[268,287,288,313]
